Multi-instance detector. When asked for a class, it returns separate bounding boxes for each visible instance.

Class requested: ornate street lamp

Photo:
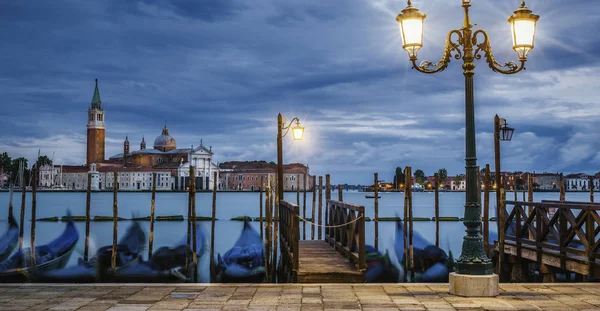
[396,0,538,296]
[277,113,304,203]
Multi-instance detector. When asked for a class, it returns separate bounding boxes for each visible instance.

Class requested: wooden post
[407,167,414,281]
[296,174,300,206]
[148,172,157,259]
[589,175,594,203]
[111,171,118,272]
[8,184,13,220]
[210,172,217,281]
[498,178,506,280]
[185,170,192,276]
[190,166,198,282]
[325,174,330,239]
[403,168,409,282]
[84,173,92,262]
[483,165,490,255]
[303,174,307,240]
[18,161,26,251]
[272,177,279,281]
[434,173,440,248]
[513,181,518,201]
[318,176,323,240]
[264,187,271,282]
[338,185,343,201]
[528,174,533,202]
[374,173,379,250]
[260,176,264,239]
[311,176,316,240]
[30,166,37,269]
[559,173,565,201]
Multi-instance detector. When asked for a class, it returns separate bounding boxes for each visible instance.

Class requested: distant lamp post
[277,113,304,203]
[396,0,538,295]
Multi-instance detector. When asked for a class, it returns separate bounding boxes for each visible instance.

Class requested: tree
[414,169,425,185]
[394,166,404,189]
[437,168,448,183]
[0,152,11,171]
[455,174,462,184]
[10,158,28,185]
[37,155,52,167]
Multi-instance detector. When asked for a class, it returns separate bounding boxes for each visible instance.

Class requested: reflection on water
[0,190,587,282]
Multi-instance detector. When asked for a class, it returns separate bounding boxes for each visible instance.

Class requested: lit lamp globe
[396,0,426,59]
[292,124,304,141]
[508,1,540,60]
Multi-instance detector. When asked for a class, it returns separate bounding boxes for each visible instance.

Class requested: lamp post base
[449,272,499,297]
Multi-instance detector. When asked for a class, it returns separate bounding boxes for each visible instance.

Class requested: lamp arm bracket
[281,117,300,138]
[411,29,463,74]
[473,29,525,75]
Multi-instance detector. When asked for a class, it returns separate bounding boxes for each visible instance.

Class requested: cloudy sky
[1,0,599,184]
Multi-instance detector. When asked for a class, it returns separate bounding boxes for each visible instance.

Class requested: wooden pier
[278,200,366,283]
[496,199,600,280]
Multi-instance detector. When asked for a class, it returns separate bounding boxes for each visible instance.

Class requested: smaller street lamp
[277,113,304,203]
[499,120,515,141]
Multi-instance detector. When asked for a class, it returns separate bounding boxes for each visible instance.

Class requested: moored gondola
[105,227,206,283]
[0,215,19,262]
[0,212,79,283]
[36,220,146,283]
[365,245,399,282]
[215,220,265,283]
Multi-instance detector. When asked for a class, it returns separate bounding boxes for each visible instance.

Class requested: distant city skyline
[1,1,599,185]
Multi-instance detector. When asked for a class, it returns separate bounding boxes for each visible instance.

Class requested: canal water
[0,190,590,282]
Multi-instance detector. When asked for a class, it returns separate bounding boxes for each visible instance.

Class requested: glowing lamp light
[508,1,540,60]
[292,124,304,141]
[396,0,426,59]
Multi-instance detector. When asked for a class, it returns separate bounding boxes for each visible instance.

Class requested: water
[0,190,591,282]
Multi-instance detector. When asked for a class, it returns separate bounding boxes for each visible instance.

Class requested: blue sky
[1,0,599,184]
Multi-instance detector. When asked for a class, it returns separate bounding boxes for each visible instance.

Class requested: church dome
[153,124,177,151]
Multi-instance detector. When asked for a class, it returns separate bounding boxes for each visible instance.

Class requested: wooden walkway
[297,240,363,283]
[278,200,366,283]
[2,283,600,310]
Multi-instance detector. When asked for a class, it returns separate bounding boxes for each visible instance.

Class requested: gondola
[0,212,79,283]
[365,195,381,199]
[105,227,206,283]
[365,245,399,282]
[393,220,453,282]
[215,219,265,283]
[0,215,19,262]
[36,220,146,283]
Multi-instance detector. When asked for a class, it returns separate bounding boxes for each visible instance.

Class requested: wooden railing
[325,200,366,272]
[279,200,299,282]
[502,200,600,276]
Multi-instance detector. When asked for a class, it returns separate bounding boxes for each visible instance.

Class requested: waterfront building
[565,173,600,191]
[218,161,312,191]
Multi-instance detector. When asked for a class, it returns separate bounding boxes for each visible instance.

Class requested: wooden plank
[297,240,364,283]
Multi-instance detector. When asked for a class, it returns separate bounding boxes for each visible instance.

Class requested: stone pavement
[0,283,599,311]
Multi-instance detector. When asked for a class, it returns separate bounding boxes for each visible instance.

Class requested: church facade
[40,79,219,191]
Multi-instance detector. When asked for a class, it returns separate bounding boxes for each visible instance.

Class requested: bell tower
[86,79,106,165]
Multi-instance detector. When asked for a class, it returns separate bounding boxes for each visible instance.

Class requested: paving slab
[0,284,598,310]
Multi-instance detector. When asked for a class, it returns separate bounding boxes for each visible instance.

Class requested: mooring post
[483,165,490,255]
[111,171,118,272]
[303,174,307,240]
[589,175,594,203]
[559,173,565,201]
[30,165,37,269]
[403,168,409,282]
[272,177,279,281]
[318,176,323,240]
[264,187,271,282]
[185,169,192,276]
[338,185,343,202]
[210,171,217,281]
[407,167,414,281]
[311,176,316,240]
[260,176,264,239]
[148,172,157,259]
[192,169,198,283]
[498,179,506,281]
[84,173,92,262]
[296,174,300,206]
[8,184,13,221]
[434,173,440,248]
[18,161,26,251]
[325,174,331,239]
[374,173,379,250]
